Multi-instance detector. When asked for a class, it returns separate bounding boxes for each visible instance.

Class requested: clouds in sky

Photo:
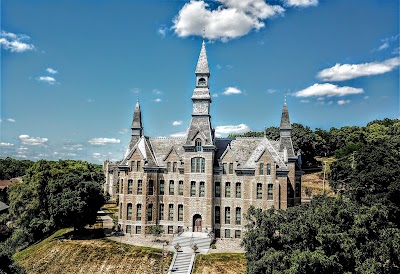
[46,67,58,74]
[19,134,48,146]
[0,30,35,52]
[283,0,318,7]
[172,0,284,41]
[294,83,364,98]
[215,124,250,137]
[88,138,120,145]
[36,76,57,85]
[0,142,14,147]
[317,57,400,82]
[223,87,242,95]
[338,100,350,105]
[154,98,162,103]
[170,132,187,138]
[172,120,183,126]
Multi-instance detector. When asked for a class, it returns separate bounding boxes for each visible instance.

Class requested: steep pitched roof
[195,40,210,75]
[280,100,291,130]
[131,100,142,130]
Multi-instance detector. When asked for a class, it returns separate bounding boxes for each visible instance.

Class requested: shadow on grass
[54,228,105,241]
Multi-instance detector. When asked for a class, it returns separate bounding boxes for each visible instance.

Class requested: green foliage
[228,131,264,138]
[148,225,164,238]
[0,157,34,180]
[6,160,105,251]
[0,245,26,274]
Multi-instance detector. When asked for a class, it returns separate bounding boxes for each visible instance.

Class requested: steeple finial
[202,28,205,40]
[195,38,210,75]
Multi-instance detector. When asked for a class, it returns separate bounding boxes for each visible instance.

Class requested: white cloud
[215,124,250,137]
[153,89,163,95]
[170,132,187,138]
[154,98,162,102]
[364,96,369,100]
[284,0,318,7]
[338,100,350,105]
[158,25,168,38]
[172,120,183,126]
[300,100,310,103]
[0,30,35,52]
[377,42,389,51]
[19,134,48,146]
[0,142,14,147]
[36,76,57,85]
[118,128,129,134]
[130,88,141,94]
[172,0,284,41]
[88,138,120,145]
[223,87,242,95]
[46,67,58,74]
[266,89,277,94]
[293,83,364,97]
[212,93,219,98]
[62,144,84,151]
[317,57,400,81]
[7,118,15,122]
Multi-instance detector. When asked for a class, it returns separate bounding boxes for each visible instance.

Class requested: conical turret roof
[280,99,291,130]
[131,99,142,129]
[195,40,210,75]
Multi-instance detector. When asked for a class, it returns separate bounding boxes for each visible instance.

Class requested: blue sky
[1,0,399,163]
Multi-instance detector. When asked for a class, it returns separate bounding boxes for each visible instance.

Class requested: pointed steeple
[280,97,292,130]
[129,99,143,150]
[195,40,210,75]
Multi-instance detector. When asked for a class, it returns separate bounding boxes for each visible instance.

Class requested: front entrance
[193,214,202,232]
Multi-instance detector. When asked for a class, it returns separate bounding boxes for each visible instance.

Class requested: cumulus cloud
[283,0,318,7]
[293,83,364,97]
[215,124,250,137]
[172,120,183,126]
[88,138,120,145]
[36,76,57,85]
[46,67,58,74]
[223,87,242,95]
[338,100,350,105]
[172,0,284,41]
[154,98,162,103]
[0,30,35,52]
[317,57,400,81]
[170,132,187,138]
[19,134,48,146]
[0,142,14,147]
[7,118,15,122]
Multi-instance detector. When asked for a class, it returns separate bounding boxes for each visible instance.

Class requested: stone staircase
[167,232,212,273]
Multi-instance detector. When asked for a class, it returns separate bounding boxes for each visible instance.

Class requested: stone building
[115,40,302,238]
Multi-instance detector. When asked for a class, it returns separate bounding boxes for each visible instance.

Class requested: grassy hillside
[14,228,172,274]
[193,253,246,274]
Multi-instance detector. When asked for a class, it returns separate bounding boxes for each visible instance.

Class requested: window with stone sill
[259,163,264,175]
[126,225,131,234]
[169,180,174,195]
[131,161,135,172]
[137,161,141,171]
[257,183,262,199]
[159,204,164,220]
[136,226,141,234]
[222,163,227,174]
[267,184,273,200]
[136,204,142,221]
[167,162,171,172]
[267,163,271,175]
[225,182,231,197]
[195,138,202,152]
[190,181,196,197]
[235,207,241,225]
[229,163,233,174]
[147,204,153,221]
[128,179,133,194]
[179,181,184,195]
[178,204,183,221]
[137,180,143,195]
[236,182,241,198]
[168,226,173,234]
[199,181,205,197]
[127,203,132,220]
[225,229,230,238]
[225,207,230,224]
[215,182,221,197]
[168,204,174,221]
[173,162,177,172]
[235,230,241,239]
[159,180,164,195]
[147,180,154,195]
[215,206,220,224]
[191,157,205,173]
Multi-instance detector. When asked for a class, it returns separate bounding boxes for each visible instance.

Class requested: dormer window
[195,138,202,152]
[198,78,206,86]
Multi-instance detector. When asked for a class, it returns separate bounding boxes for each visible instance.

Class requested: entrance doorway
[193,214,202,232]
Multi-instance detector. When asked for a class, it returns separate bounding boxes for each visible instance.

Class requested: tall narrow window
[137,161,141,171]
[119,203,122,219]
[267,163,271,175]
[267,184,273,200]
[147,180,154,195]
[225,207,230,224]
[195,138,202,152]
[191,158,195,173]
[147,204,153,221]
[222,163,227,174]
[126,225,131,234]
[259,163,264,175]
[257,183,262,199]
[225,229,230,238]
[173,162,177,172]
[131,161,135,172]
[215,206,220,224]
[191,158,205,173]
[215,182,221,197]
[167,162,171,172]
[201,158,205,173]
[199,181,205,197]
[159,204,164,220]
[179,181,184,195]
[191,181,196,197]
[120,179,124,194]
[295,182,300,197]
[127,203,132,220]
[235,207,241,225]
[137,180,143,195]
[169,180,174,195]
[287,183,292,197]
[178,204,183,221]
[236,182,241,198]
[136,226,141,234]
[159,180,165,195]
[229,163,233,174]
[136,204,142,221]
[225,182,231,197]
[128,179,133,194]
[196,158,200,173]
[168,204,174,221]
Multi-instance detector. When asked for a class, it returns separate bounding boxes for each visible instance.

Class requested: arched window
[195,138,202,152]
[191,157,205,173]
[198,78,206,86]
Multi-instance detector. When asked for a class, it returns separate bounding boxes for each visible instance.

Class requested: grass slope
[15,229,172,274]
[193,253,246,274]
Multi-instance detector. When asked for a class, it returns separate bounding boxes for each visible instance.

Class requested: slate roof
[131,100,142,129]
[195,41,210,75]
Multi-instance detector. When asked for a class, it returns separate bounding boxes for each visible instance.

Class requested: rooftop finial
[202,28,205,41]
[284,94,287,105]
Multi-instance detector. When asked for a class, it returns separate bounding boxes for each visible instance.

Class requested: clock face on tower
[193,101,209,115]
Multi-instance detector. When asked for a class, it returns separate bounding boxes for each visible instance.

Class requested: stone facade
[110,41,303,238]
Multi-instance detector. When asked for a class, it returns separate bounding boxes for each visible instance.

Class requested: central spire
[195,40,210,75]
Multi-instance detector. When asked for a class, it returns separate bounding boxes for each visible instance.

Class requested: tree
[0,245,26,274]
[148,225,164,242]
